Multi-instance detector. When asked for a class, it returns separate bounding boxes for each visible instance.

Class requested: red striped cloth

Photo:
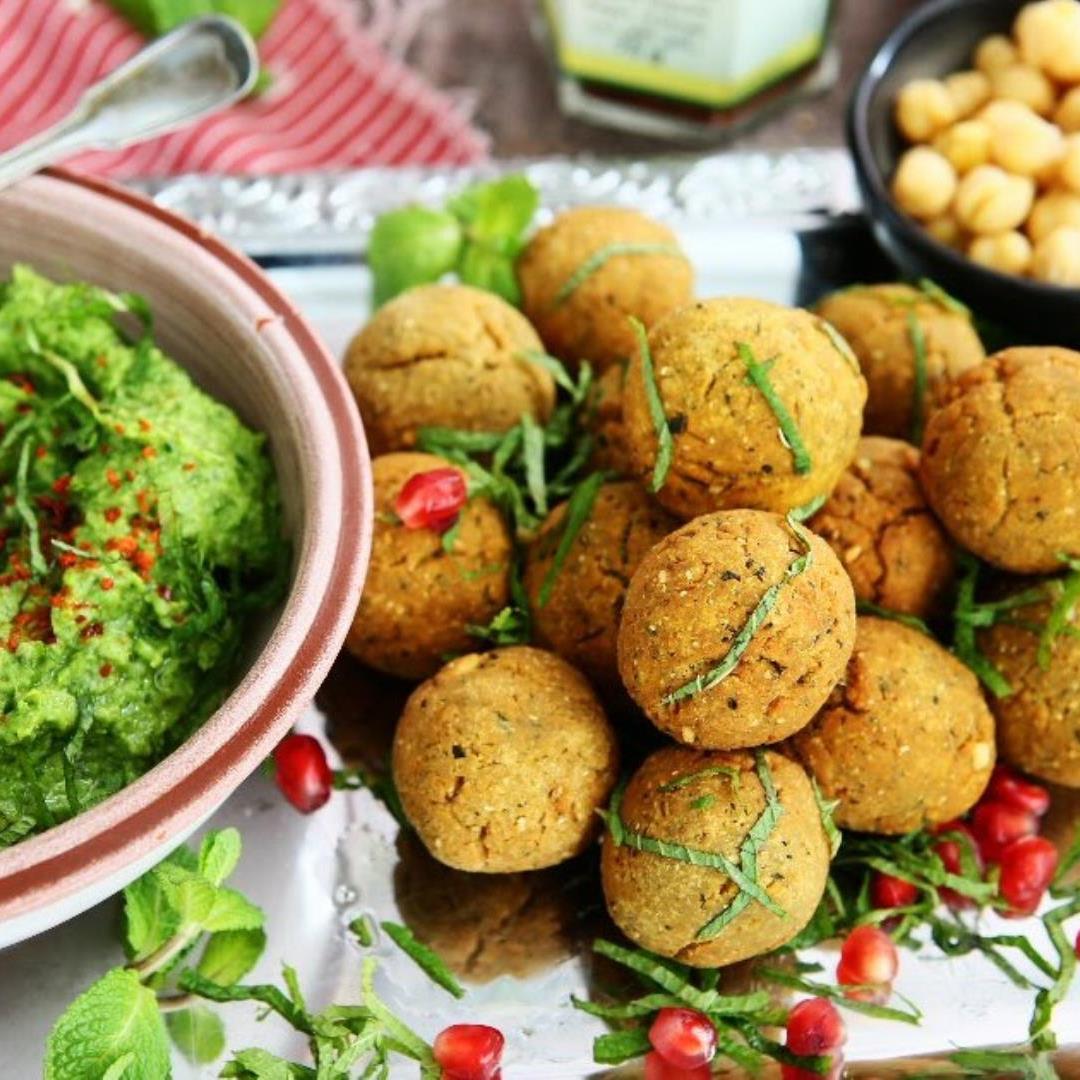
[0,0,488,177]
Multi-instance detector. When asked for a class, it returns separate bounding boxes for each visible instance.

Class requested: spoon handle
[0,15,257,191]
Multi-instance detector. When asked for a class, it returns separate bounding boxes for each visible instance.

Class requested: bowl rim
[0,166,373,923]
[847,0,1080,299]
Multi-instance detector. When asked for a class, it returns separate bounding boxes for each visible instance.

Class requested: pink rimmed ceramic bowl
[0,168,372,947]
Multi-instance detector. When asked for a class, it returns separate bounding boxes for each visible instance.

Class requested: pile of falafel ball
[340,202,1080,973]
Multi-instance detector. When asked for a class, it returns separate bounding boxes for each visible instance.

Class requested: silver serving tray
[3,152,1078,1077]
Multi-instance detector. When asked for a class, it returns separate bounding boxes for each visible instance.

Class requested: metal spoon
[0,15,258,190]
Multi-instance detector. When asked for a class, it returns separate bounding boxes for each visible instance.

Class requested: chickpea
[974,33,1019,74]
[984,102,1064,176]
[1031,225,1080,284]
[925,214,967,250]
[892,147,959,221]
[1015,0,1080,82]
[954,165,1036,233]
[1054,86,1080,133]
[934,120,992,174]
[989,63,1057,116]
[1059,133,1080,191]
[895,79,958,142]
[968,230,1034,275]
[1027,189,1080,241]
[945,70,993,118]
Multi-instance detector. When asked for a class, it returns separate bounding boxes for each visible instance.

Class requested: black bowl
[848,0,1080,345]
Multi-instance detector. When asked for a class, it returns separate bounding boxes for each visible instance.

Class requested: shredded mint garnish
[521,412,548,517]
[691,795,716,811]
[952,551,1015,697]
[740,341,812,476]
[631,316,674,493]
[817,318,860,374]
[658,766,740,793]
[1037,556,1080,670]
[380,921,465,1000]
[537,471,605,607]
[918,277,970,316]
[758,965,921,1024]
[14,437,46,576]
[810,777,841,858]
[601,775,783,916]
[662,502,817,706]
[554,243,685,306]
[520,350,591,404]
[856,599,932,636]
[906,310,929,445]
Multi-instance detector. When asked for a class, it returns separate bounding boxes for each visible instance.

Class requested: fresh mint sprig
[369,175,539,307]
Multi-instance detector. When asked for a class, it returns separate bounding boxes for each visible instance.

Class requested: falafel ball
[344,284,556,455]
[920,347,1080,573]
[518,206,694,372]
[523,481,678,692]
[789,617,995,834]
[980,586,1080,786]
[815,284,985,440]
[584,363,633,477]
[345,453,511,679]
[601,746,830,967]
[622,298,867,520]
[393,647,619,872]
[617,509,856,749]
[809,436,955,618]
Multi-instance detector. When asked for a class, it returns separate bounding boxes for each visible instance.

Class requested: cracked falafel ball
[617,509,856,750]
[393,647,619,872]
[980,586,1080,786]
[600,746,830,967]
[789,616,995,834]
[523,481,677,692]
[622,298,866,520]
[517,206,694,371]
[809,436,955,618]
[345,453,511,679]
[920,347,1080,573]
[814,284,985,441]
[344,284,556,455]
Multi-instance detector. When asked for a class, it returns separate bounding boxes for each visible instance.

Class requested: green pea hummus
[0,266,285,847]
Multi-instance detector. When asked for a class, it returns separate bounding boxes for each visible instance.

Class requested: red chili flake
[106,469,122,490]
[141,446,157,460]
[99,663,113,678]
[100,577,115,591]
[124,469,136,482]
[57,553,78,569]
[50,589,69,608]
[34,446,47,459]
[157,584,173,601]
[133,550,156,575]
[115,423,127,436]
[96,354,108,369]
[14,404,31,416]
[106,536,138,558]
[8,374,34,395]
[81,622,104,640]
[52,475,72,495]
[138,418,152,432]
[182,462,197,472]
[136,490,154,515]
[75,614,86,625]
[104,507,122,524]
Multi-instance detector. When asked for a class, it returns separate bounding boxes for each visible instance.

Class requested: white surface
[3,250,1079,1076]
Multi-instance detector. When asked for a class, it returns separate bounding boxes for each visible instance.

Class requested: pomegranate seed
[648,1007,717,1070]
[987,764,1051,818]
[433,1024,504,1080]
[394,468,467,534]
[786,997,847,1054]
[998,836,1059,917]
[643,1051,711,1080]
[871,872,919,910]
[971,801,1038,864]
[272,734,333,813]
[932,821,984,909]
[837,925,898,1002]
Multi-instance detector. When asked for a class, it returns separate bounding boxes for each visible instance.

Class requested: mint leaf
[153,864,217,926]
[201,886,265,932]
[458,244,519,305]
[44,968,170,1080]
[369,208,462,307]
[197,928,267,985]
[166,1004,225,1065]
[221,1048,316,1079]
[100,1055,134,1080]
[123,846,195,961]
[198,827,242,886]
[448,175,538,246]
